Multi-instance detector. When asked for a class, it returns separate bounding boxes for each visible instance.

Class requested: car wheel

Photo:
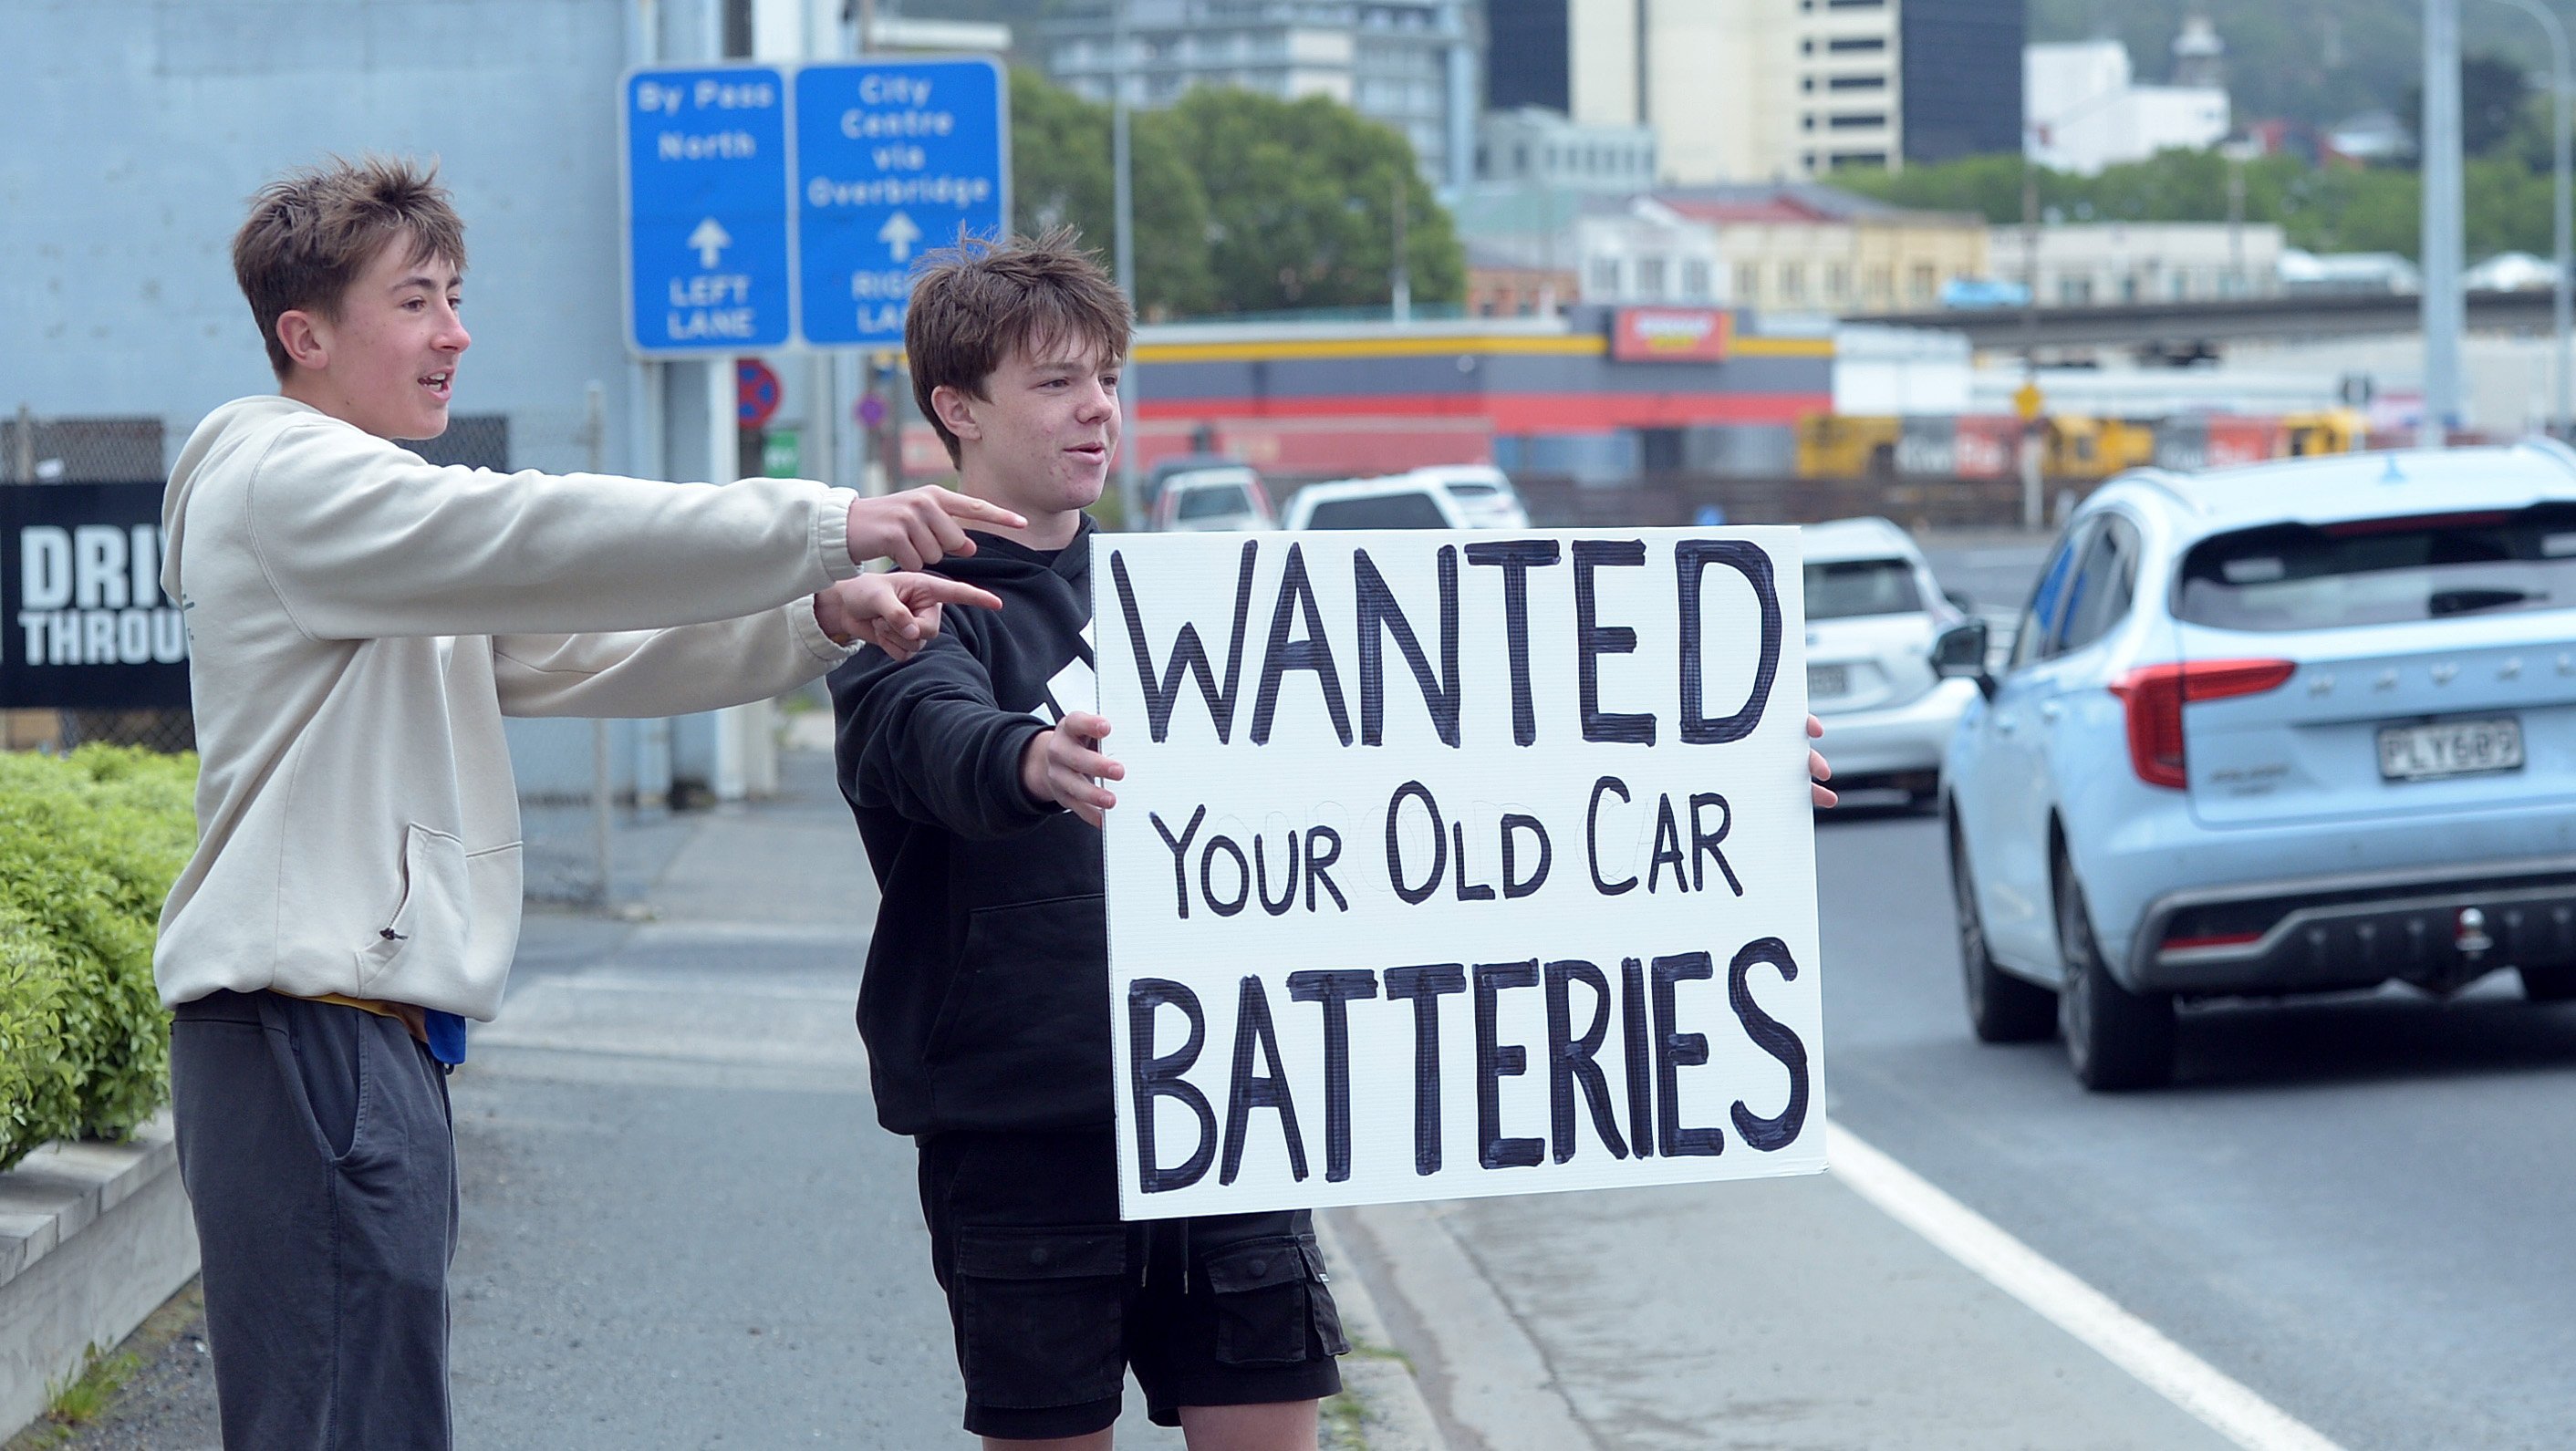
[2520,964,2576,1002]
[1952,823,2055,1042]
[2055,848,2175,1091]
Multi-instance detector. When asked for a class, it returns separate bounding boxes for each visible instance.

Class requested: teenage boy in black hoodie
[834,232,1844,1449]
[831,231,1339,1449]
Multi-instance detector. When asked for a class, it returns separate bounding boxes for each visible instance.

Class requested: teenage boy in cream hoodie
[156,156,1020,1451]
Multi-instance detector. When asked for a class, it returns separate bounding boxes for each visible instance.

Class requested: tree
[2404,52,2537,160]
[1008,67,1216,318]
[1167,87,1465,312]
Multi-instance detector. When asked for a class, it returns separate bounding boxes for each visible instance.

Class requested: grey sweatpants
[171,989,460,1451]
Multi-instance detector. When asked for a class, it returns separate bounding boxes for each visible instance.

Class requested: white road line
[1828,1120,2347,1451]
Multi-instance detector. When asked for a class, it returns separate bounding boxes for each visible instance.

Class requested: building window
[1780,263,1805,302]
[1802,77,1816,92]
[1827,74,1885,90]
[1736,262,1762,301]
[1682,258,1711,298]
[1636,256,1668,297]
[1870,264,1893,300]
[1827,264,1851,299]
[1909,263,1937,302]
[1829,113,1886,130]
[1826,36,1885,52]
[2059,276,2093,305]
[1827,0,1886,7]
[1803,115,1818,130]
[1591,258,1621,295]
[1829,151,1888,167]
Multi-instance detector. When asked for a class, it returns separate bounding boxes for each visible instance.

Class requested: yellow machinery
[1795,414,1904,479]
[2041,416,2159,480]
[2281,409,2365,456]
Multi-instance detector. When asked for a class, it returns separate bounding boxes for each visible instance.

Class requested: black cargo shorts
[916,1126,1346,1440]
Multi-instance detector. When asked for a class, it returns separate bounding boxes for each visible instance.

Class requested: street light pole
[2423,0,2467,448]
[1111,0,1143,529]
[2491,0,2573,437]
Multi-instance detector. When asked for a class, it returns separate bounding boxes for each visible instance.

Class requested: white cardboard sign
[1095,528,1825,1219]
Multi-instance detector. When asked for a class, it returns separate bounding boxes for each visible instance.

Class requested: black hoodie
[829,521,1109,1136]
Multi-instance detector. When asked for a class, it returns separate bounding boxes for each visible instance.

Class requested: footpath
[16,743,2239,1451]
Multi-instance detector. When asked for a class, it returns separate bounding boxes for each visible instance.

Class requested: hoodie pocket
[356,824,468,993]
[926,894,1111,1126]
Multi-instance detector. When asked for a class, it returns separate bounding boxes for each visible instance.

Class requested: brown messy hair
[232,155,467,378]
[905,227,1131,466]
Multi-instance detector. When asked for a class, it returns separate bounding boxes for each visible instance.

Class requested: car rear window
[1445,482,1501,498]
[2176,505,2576,631]
[1175,484,1252,521]
[1304,492,1450,530]
[1805,558,1924,620]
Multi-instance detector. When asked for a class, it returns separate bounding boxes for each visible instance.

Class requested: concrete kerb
[0,1113,199,1440]
[1314,1209,1449,1451]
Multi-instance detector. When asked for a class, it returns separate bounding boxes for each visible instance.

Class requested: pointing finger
[902,576,1003,612]
[930,488,1028,530]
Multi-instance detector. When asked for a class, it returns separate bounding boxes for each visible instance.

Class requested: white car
[1400,464,1531,528]
[1800,516,1978,807]
[1152,465,1276,532]
[1281,475,1471,530]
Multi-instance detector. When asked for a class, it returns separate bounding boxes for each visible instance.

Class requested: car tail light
[2108,658,2296,789]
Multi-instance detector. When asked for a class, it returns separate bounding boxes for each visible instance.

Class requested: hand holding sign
[1023,710,1124,825]
[844,485,1027,569]
[1808,713,1836,809]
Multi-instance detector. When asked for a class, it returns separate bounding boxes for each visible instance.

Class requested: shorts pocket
[954,1226,1128,1409]
[1203,1234,1346,1366]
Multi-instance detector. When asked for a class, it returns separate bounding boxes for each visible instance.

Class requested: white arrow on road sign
[688,217,733,269]
[878,211,922,263]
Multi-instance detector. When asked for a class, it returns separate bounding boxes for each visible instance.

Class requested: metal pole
[583,379,613,905]
[1112,0,1142,529]
[2020,159,2042,530]
[1392,173,1411,323]
[2423,0,2466,448]
[2496,0,2576,436]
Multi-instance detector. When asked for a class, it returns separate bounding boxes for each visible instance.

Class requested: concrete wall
[0,0,651,478]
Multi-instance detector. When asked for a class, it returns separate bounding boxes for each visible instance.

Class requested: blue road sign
[623,66,795,354]
[794,58,1009,347]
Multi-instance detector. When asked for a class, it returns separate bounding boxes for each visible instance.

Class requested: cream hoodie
[155,396,862,1019]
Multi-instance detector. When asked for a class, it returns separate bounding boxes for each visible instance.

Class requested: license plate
[1808,664,1849,699]
[2377,717,2524,782]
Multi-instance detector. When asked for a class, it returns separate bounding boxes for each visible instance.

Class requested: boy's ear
[276,310,330,373]
[929,383,981,444]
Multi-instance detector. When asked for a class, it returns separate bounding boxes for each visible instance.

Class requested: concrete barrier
[0,1114,199,1440]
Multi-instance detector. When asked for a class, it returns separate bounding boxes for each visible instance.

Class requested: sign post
[1095,529,1824,1220]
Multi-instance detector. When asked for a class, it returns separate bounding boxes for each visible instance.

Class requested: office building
[1900,0,2023,163]
[1044,0,1479,191]
[2026,29,2229,175]
[1477,107,1657,189]
[1989,222,2283,306]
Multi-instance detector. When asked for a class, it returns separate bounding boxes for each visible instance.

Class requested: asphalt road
[1345,532,2576,1451]
[1849,534,2576,1448]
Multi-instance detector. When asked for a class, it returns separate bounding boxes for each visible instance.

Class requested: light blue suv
[1935,442,2576,1089]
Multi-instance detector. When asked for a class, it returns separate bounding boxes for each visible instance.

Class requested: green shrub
[0,747,197,1171]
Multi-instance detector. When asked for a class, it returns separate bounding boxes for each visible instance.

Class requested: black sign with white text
[1,482,190,710]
